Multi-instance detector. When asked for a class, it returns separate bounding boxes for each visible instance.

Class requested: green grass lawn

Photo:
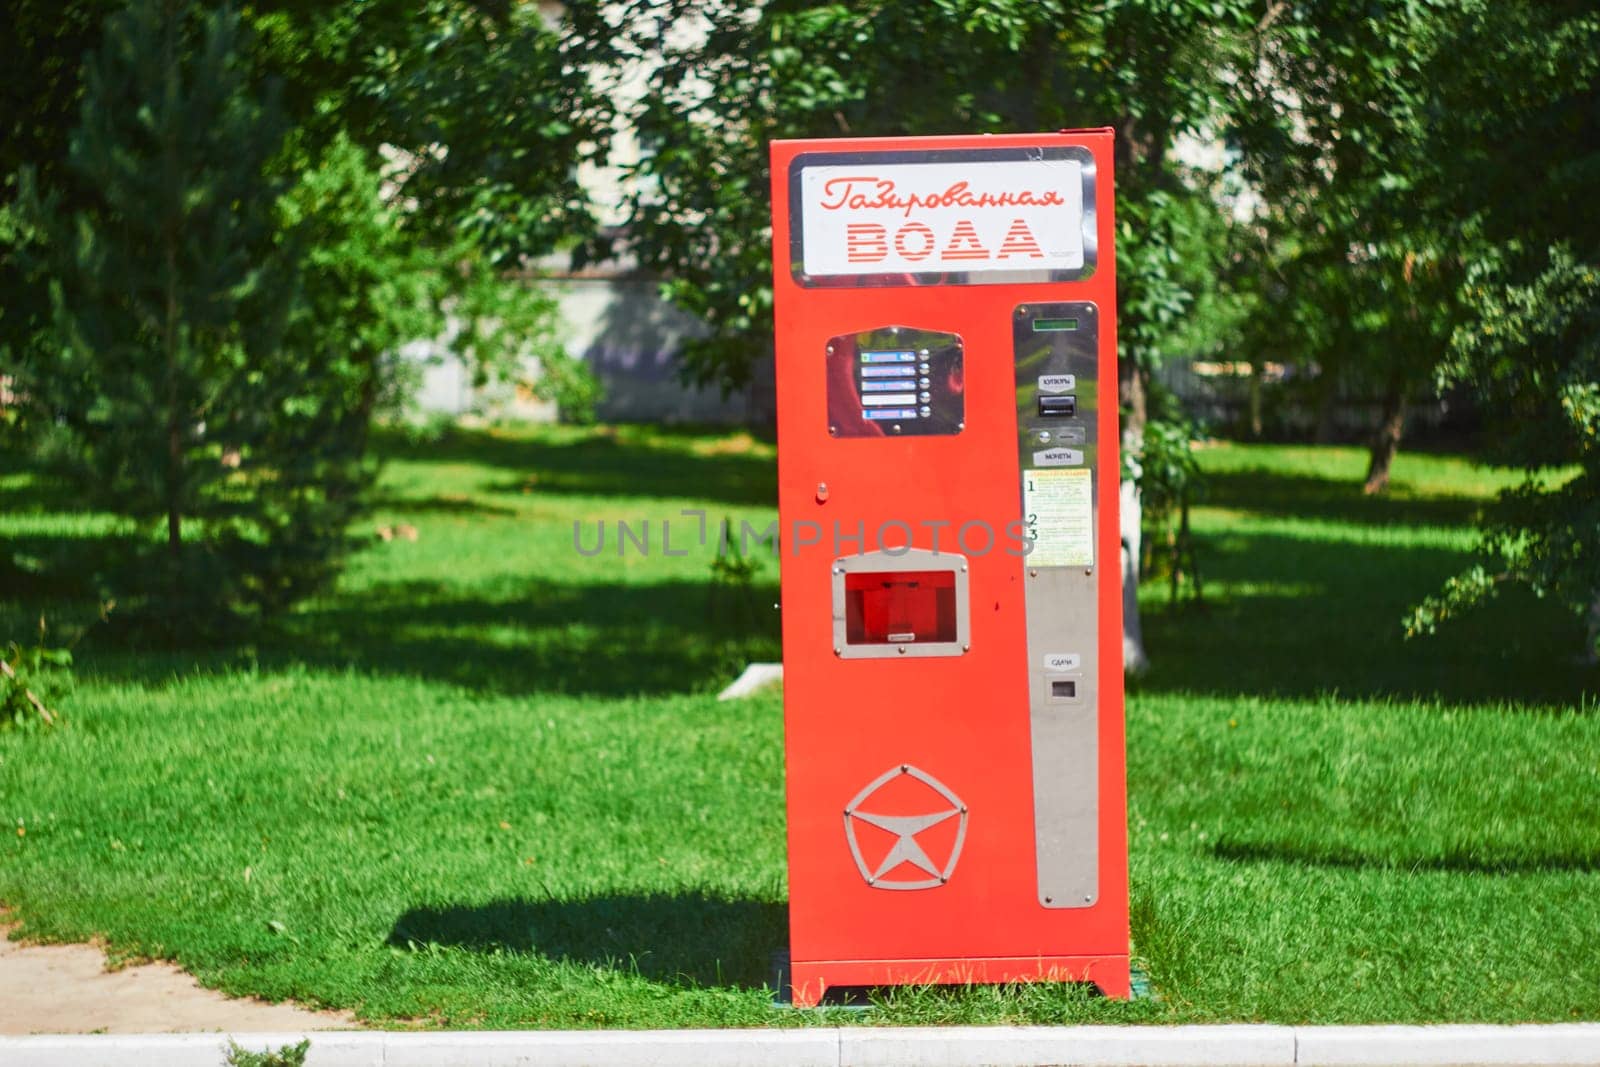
[2,426,1597,1028]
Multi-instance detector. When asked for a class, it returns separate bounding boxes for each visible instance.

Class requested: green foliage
[1,620,74,731]
[11,0,430,628]
[3,0,602,566]
[1138,407,1201,520]
[710,515,762,586]
[3,0,615,267]
[1137,413,1204,602]
[0,0,120,385]
[1227,0,1461,457]
[1404,566,1499,642]
[272,88,597,430]
[17,0,296,624]
[242,0,611,423]
[250,0,613,266]
[0,1,120,193]
[223,1039,309,1067]
[1399,1,1600,657]
[449,255,600,424]
[1409,251,1600,657]
[613,0,1250,393]
[276,135,439,426]
[708,514,767,631]
[1118,186,1239,377]
[1223,1,1600,651]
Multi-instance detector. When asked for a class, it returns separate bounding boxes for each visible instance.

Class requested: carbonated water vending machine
[769,130,1129,1006]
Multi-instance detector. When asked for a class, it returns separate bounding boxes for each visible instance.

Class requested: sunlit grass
[1,428,1596,1027]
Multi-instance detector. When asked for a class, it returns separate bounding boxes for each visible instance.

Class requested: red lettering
[846,223,888,263]
[839,218,1059,267]
[821,177,882,211]
[815,174,1067,217]
[942,220,990,260]
[893,222,935,261]
[996,218,1044,260]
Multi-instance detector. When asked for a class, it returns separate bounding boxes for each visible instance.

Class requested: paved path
[0,927,354,1035]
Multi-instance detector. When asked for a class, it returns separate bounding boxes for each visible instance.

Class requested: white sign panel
[1022,467,1094,567]
[798,158,1086,279]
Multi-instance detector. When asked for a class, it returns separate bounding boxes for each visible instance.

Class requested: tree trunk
[1247,360,1264,438]
[164,249,183,593]
[161,0,183,601]
[1314,366,1339,444]
[1363,373,1407,495]
[1584,592,1600,666]
[167,428,182,553]
[1120,360,1150,674]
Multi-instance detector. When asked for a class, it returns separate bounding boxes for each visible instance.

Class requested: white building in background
[408,3,774,426]
[405,244,770,428]
[402,265,764,425]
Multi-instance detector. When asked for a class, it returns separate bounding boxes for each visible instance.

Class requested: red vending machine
[769,131,1128,1006]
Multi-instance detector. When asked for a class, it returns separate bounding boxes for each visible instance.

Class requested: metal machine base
[789,954,1132,1008]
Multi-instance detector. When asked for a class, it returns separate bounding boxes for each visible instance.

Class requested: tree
[1227,0,1460,492]
[3,0,608,439]
[0,0,121,447]
[245,0,615,268]
[15,0,436,626]
[606,0,1254,669]
[2,0,614,264]
[1403,0,1600,661]
[5,0,613,625]
[244,0,614,418]
[1406,252,1600,660]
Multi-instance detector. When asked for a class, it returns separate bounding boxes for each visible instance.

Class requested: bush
[1,620,74,730]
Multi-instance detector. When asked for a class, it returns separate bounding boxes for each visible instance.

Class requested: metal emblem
[843,765,968,890]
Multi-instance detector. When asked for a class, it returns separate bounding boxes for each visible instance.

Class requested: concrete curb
[1295,1025,1600,1066]
[2,1024,1599,1067]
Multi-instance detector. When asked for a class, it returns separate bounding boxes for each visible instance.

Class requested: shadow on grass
[71,576,782,698]
[5,426,782,695]
[1,530,147,618]
[368,493,519,518]
[1210,837,1600,876]
[1,477,103,515]
[379,426,776,508]
[1200,468,1490,528]
[1135,526,1593,709]
[9,444,1591,708]
[388,893,786,989]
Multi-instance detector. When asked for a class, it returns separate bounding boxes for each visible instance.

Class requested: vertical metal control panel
[1015,302,1100,907]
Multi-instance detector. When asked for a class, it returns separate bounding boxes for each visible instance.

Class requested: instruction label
[1022,467,1094,566]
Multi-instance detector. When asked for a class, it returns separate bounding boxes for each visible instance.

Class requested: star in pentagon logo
[843,764,968,890]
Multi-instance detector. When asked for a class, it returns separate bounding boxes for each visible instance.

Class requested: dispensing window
[832,549,969,659]
[844,571,958,646]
